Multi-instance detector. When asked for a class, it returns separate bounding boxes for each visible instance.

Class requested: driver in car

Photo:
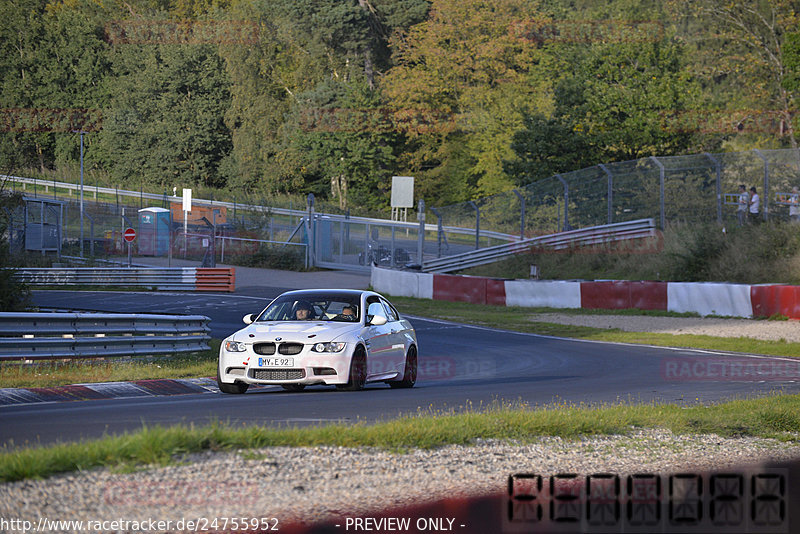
[292,301,315,320]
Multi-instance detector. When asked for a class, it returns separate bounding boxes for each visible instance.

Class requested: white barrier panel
[667,282,752,317]
[418,272,433,299]
[371,267,433,299]
[504,280,582,309]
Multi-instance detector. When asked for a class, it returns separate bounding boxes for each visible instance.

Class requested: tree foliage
[0,0,797,213]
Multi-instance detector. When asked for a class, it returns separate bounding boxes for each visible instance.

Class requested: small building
[138,207,171,256]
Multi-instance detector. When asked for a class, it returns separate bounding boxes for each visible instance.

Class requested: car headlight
[225,340,247,352]
[311,342,346,353]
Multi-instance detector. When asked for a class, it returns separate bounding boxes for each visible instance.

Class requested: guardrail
[10,267,236,292]
[421,219,657,273]
[0,312,210,360]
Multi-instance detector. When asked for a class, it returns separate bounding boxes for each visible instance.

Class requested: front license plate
[258,357,294,367]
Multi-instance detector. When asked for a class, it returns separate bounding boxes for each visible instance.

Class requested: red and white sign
[123,227,136,242]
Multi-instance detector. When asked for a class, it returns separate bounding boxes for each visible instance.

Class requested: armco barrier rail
[0,312,210,360]
[11,267,235,292]
[421,218,656,273]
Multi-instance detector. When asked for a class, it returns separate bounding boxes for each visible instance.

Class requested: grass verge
[0,340,220,389]
[391,297,800,358]
[2,394,799,482]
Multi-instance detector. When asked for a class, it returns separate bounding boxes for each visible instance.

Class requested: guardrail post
[417,199,425,265]
[753,149,769,221]
[598,164,613,224]
[703,152,722,224]
[649,156,666,229]
[469,201,480,250]
[512,190,525,240]
[556,174,569,231]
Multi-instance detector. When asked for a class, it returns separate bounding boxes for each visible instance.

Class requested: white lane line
[403,314,800,363]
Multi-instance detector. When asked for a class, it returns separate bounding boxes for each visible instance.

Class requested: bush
[463,221,800,284]
[0,192,31,310]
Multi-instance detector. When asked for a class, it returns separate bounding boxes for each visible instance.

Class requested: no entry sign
[123,227,136,242]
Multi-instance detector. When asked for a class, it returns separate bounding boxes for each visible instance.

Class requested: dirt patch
[532,314,800,343]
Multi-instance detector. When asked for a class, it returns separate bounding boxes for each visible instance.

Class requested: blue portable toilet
[138,207,170,256]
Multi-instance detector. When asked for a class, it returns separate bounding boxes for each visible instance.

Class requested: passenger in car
[336,305,357,321]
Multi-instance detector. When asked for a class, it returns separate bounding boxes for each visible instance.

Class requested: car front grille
[278,343,304,355]
[249,368,306,381]
[253,342,276,355]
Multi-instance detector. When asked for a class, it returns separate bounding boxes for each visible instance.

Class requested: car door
[379,297,408,374]
[364,296,397,378]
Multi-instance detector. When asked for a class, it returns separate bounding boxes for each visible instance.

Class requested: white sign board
[391,176,414,208]
[182,188,192,212]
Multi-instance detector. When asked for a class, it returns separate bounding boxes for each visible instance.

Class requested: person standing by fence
[749,186,761,224]
[737,184,749,226]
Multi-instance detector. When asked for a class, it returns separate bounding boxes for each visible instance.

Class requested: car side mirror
[368,315,387,326]
[243,314,254,325]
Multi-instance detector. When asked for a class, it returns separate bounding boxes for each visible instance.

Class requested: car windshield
[256,294,360,322]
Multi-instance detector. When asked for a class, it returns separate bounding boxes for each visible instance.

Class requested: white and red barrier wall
[371,266,800,319]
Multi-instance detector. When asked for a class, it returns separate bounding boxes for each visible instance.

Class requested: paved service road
[2,290,798,447]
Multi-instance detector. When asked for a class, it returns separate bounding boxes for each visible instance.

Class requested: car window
[366,296,387,322]
[380,298,398,322]
[257,295,360,321]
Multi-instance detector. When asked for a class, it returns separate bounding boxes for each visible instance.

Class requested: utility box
[23,197,64,254]
[138,207,171,256]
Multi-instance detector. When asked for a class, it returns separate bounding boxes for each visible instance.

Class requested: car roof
[276,289,379,300]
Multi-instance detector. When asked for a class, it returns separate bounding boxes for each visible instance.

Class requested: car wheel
[217,365,249,394]
[337,347,366,391]
[390,346,417,389]
[282,384,306,392]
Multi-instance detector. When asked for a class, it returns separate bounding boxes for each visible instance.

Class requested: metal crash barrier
[0,312,211,361]
[422,219,657,273]
[11,267,235,292]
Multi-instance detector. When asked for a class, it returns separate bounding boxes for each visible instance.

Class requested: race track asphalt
[1,288,798,447]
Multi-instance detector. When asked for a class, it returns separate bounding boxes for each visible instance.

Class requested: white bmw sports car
[217,289,418,393]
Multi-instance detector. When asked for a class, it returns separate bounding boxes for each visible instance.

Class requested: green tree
[97,33,232,189]
[382,0,553,199]
[672,0,799,148]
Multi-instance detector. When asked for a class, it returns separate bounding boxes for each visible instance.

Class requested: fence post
[431,207,443,258]
[649,156,666,229]
[306,193,315,267]
[468,201,480,250]
[753,149,769,221]
[556,174,569,231]
[417,199,425,265]
[512,190,525,239]
[703,152,722,224]
[599,164,613,224]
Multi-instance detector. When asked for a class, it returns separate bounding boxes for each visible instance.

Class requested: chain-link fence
[429,148,800,240]
[5,147,800,271]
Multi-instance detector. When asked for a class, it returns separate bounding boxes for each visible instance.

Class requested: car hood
[234,321,359,341]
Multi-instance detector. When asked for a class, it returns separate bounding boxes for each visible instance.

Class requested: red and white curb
[372,266,800,319]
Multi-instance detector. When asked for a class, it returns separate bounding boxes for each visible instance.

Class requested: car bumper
[218,344,353,386]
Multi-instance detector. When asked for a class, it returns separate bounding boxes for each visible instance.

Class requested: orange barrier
[195,267,235,292]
